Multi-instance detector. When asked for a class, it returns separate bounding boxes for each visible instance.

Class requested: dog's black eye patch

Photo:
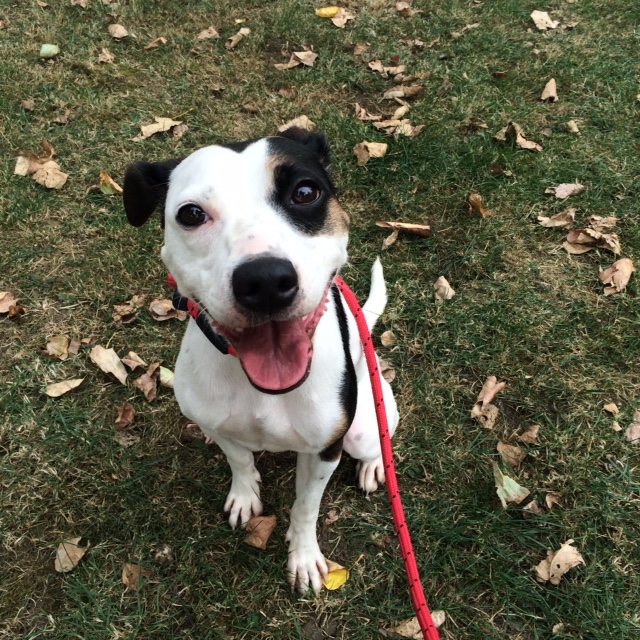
[177,204,207,227]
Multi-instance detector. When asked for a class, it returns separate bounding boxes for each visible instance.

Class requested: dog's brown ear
[277,127,330,166]
[123,159,183,227]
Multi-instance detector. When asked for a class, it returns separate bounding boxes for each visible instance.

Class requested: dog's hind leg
[214,435,263,528]
[285,452,341,594]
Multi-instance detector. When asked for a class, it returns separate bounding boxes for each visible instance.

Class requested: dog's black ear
[278,127,330,166]
[123,159,183,227]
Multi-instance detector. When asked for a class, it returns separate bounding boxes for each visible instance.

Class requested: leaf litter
[494,122,542,152]
[625,411,640,444]
[434,276,455,303]
[537,208,575,228]
[132,117,183,141]
[122,563,152,591]
[492,462,530,508]
[535,540,585,585]
[471,376,506,428]
[244,515,277,549]
[115,402,135,430]
[46,378,84,397]
[599,258,635,295]
[89,345,128,384]
[354,141,388,166]
[540,78,558,102]
[14,141,68,189]
[54,537,90,572]
[225,27,250,50]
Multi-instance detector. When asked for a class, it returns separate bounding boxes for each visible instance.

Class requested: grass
[1,0,639,638]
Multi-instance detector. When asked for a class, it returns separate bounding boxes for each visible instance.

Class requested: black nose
[232,257,299,314]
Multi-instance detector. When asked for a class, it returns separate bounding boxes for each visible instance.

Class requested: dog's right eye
[177,204,207,227]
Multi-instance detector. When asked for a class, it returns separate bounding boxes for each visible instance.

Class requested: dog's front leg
[215,435,263,528]
[286,452,340,594]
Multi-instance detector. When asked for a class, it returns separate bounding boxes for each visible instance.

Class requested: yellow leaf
[322,560,350,590]
[315,7,341,18]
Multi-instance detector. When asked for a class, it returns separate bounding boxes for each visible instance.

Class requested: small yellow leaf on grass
[89,345,128,384]
[225,27,250,50]
[538,208,575,228]
[492,462,530,508]
[315,6,341,18]
[322,559,349,590]
[376,221,430,237]
[599,258,635,295]
[55,537,89,572]
[381,330,397,347]
[625,411,640,444]
[566,120,580,134]
[468,192,489,217]
[541,78,558,102]
[535,540,585,585]
[244,515,277,549]
[434,276,455,303]
[278,115,315,132]
[108,24,129,39]
[531,10,559,30]
[122,563,152,591]
[354,141,388,166]
[132,117,183,142]
[46,378,84,397]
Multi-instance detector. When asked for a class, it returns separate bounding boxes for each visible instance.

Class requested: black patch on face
[268,136,337,235]
[319,285,357,462]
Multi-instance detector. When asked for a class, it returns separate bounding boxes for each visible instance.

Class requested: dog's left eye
[291,181,321,206]
[177,204,207,227]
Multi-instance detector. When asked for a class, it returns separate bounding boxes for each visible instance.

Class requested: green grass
[1,0,640,638]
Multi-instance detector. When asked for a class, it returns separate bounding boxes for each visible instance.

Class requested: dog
[123,127,398,594]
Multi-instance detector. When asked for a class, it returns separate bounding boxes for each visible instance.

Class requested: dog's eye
[291,181,321,206]
[177,204,207,227]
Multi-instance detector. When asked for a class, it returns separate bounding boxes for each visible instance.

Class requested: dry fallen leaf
[133,363,160,401]
[604,402,620,415]
[625,410,640,444]
[88,169,123,196]
[278,115,315,132]
[376,221,431,237]
[380,330,397,348]
[122,563,152,591]
[520,424,540,444]
[476,376,506,409]
[53,109,71,125]
[322,559,350,590]
[197,26,219,40]
[55,537,89,573]
[379,358,396,383]
[354,141,388,166]
[108,23,129,39]
[71,0,87,6]
[537,208,575,228]
[546,183,585,199]
[523,500,544,518]
[588,216,617,232]
[531,10,559,30]
[492,462,530,508]
[115,432,141,447]
[468,192,489,217]
[535,539,585,585]
[323,8,356,28]
[382,229,399,250]
[89,345,128,384]
[564,228,621,255]
[323,509,339,527]
[115,402,135,430]
[14,141,68,189]
[353,43,370,56]
[545,492,562,509]
[315,6,341,18]
[354,103,381,121]
[368,60,407,78]
[383,85,424,100]
[497,442,526,469]
[98,48,114,63]
[181,422,207,442]
[384,610,445,639]
[132,117,183,142]
[244,515,277,549]
[471,376,506,428]
[494,121,542,152]
[45,335,69,360]
[154,544,173,563]
[566,120,580,134]
[122,351,147,370]
[225,27,250,50]
[145,36,167,50]
[599,258,635,295]
[541,78,558,102]
[396,2,421,17]
[159,366,174,388]
[0,292,17,314]
[434,276,455,303]
[149,298,188,322]
[46,378,84,398]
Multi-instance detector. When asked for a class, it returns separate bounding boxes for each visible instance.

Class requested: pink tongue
[236,319,313,392]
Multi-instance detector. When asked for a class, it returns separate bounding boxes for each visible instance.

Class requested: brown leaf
[354,103,382,121]
[566,120,580,134]
[519,424,540,444]
[278,87,294,98]
[244,515,277,549]
[122,351,147,370]
[89,345,128,384]
[149,298,188,322]
[382,229,399,249]
[278,115,315,132]
[292,49,318,67]
[45,335,70,360]
[603,402,619,414]
[71,0,87,7]
[471,376,506,427]
[354,141,388,166]
[197,26,219,40]
[172,123,188,140]
[433,276,455,303]
[396,2,421,17]
[383,85,424,100]
[354,43,370,55]
[46,378,84,397]
[494,121,542,152]
[181,422,207,442]
[98,48,114,63]
[132,117,183,142]
[112,294,145,324]
[468,192,489,217]
[379,358,396,383]
[0,291,17,314]
[68,339,81,357]
[122,563,152,591]
[21,99,35,111]
[531,10,559,30]
[145,36,167,50]
[477,376,506,408]
[497,442,526,468]
[537,208,575,228]
[115,402,135,430]
[376,221,430,237]
[154,544,173,563]
[108,23,129,39]
[330,8,356,28]
[380,330,397,347]
[535,540,584,585]
[545,492,562,509]
[133,372,158,402]
[523,500,544,519]
[368,60,407,78]
[471,403,499,429]
[540,78,558,102]
[588,216,617,232]
[625,410,640,444]
[323,509,339,527]
[565,228,621,255]
[55,537,90,573]
[599,258,635,295]
[115,432,141,447]
[225,27,250,50]
[545,183,585,199]
[53,109,71,125]
[8,304,26,318]
[32,160,68,189]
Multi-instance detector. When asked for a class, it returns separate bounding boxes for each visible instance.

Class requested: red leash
[336,277,441,640]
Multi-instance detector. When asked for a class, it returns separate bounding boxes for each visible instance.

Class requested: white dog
[123,127,398,594]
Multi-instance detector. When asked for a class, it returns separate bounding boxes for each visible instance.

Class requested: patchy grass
[1,1,639,638]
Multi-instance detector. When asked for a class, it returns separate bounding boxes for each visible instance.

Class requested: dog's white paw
[285,534,328,595]
[356,457,386,495]
[224,471,262,528]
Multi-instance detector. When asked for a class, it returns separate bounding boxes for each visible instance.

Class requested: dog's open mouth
[212,288,330,394]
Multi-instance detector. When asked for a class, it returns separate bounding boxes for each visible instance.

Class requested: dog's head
[123,127,349,394]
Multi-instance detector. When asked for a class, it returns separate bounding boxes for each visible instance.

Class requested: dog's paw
[356,457,386,495]
[224,473,263,528]
[285,537,328,595]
